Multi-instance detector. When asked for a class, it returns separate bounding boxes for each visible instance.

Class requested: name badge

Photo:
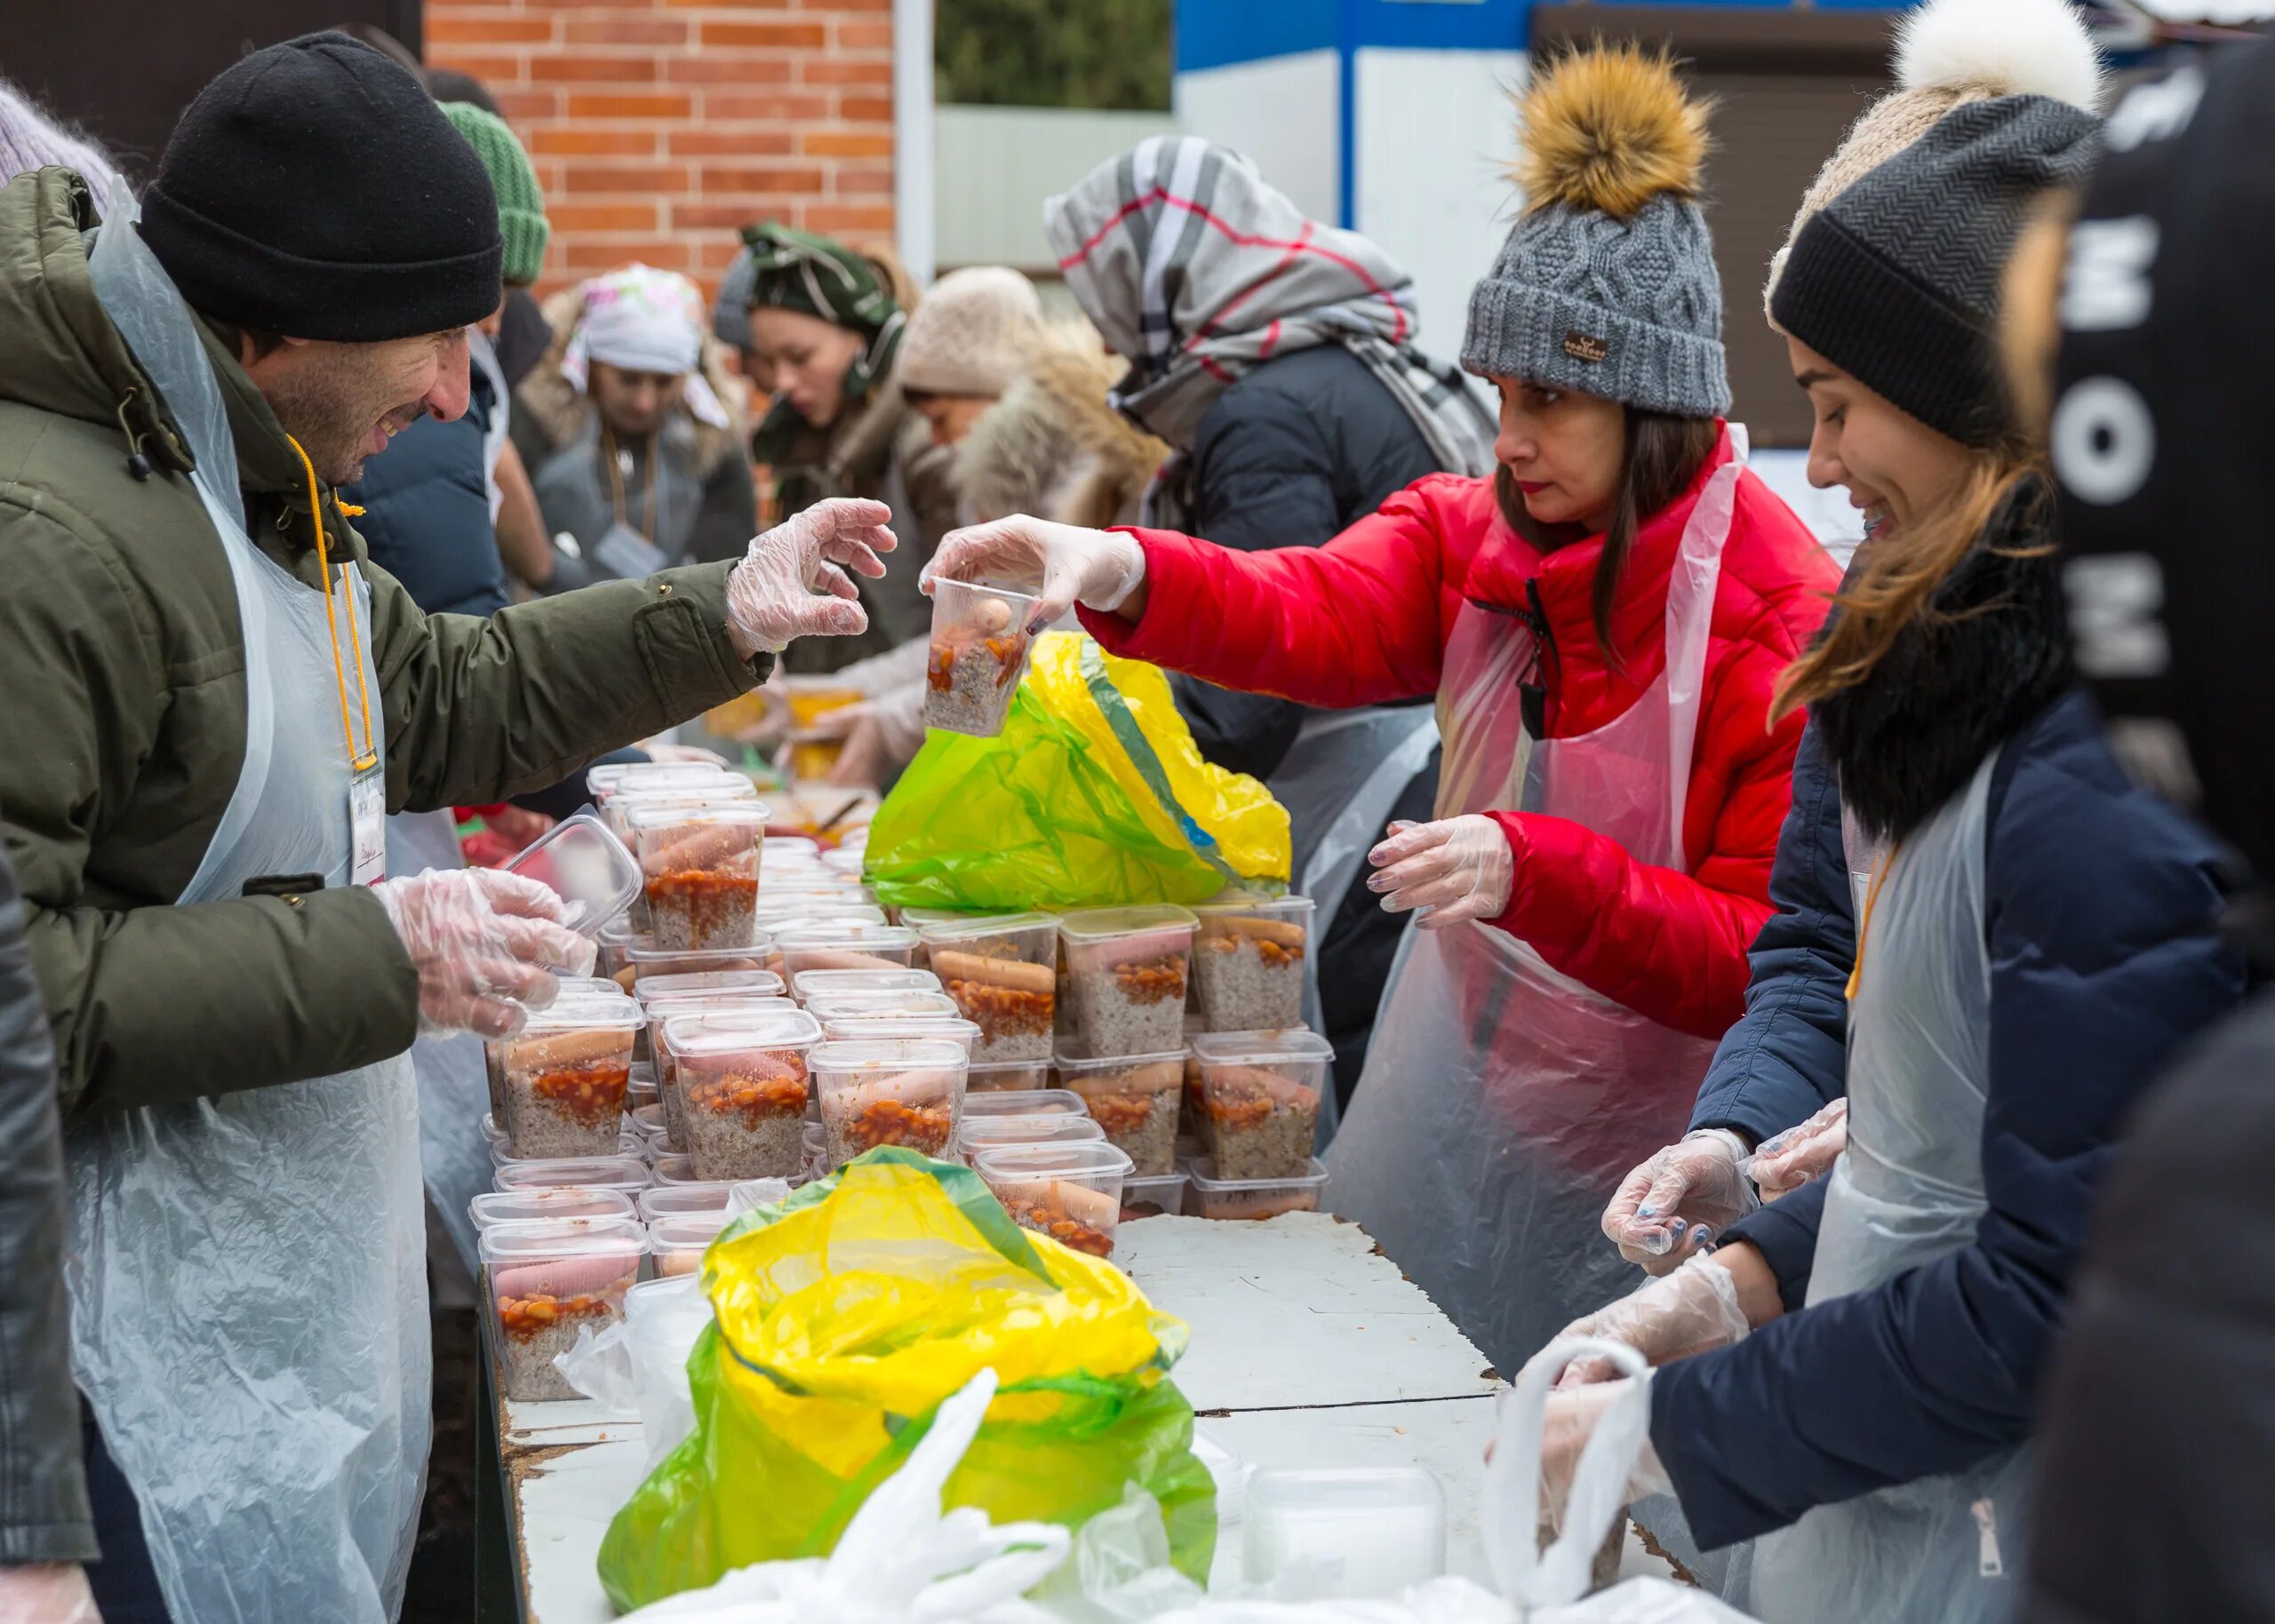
[594,520,669,581]
[350,767,388,887]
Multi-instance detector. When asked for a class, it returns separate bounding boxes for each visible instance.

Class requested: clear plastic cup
[647,1212,737,1278]
[923,576,1042,737]
[660,1008,822,1181]
[775,921,920,978]
[1188,1030,1333,1181]
[958,1115,1107,1155]
[495,1007,643,1160]
[970,1141,1133,1259]
[625,940,778,983]
[502,812,645,936]
[789,967,942,1003]
[1054,1049,1185,1176]
[631,802,770,950]
[810,1038,969,1169]
[1193,894,1316,1032]
[968,1059,1056,1093]
[469,1189,637,1232]
[1184,1156,1330,1222]
[491,1154,651,1194]
[962,1087,1087,1118]
[1120,1170,1188,1221]
[479,1216,645,1401]
[915,912,1059,1063]
[1058,905,1198,1057]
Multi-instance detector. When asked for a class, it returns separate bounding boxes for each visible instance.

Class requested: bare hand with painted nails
[922,514,1145,634]
[726,496,898,657]
[1602,1128,1759,1274]
[1366,815,1515,929]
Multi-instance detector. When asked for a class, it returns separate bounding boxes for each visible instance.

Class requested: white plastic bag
[554,1274,715,1468]
[619,1368,1070,1623]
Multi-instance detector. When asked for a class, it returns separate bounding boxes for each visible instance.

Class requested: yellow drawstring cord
[1845,849,1897,1002]
[285,434,379,772]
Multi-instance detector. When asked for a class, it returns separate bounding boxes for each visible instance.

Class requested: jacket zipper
[1520,577,1556,740]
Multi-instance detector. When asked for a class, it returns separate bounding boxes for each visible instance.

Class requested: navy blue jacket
[1652,689,2244,1549]
[344,360,510,619]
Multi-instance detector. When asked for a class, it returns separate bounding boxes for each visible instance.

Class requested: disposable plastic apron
[1739,753,2027,1624]
[67,195,429,1624]
[1325,430,1745,1374]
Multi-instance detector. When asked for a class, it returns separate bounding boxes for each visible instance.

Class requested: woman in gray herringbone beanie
[927,43,1841,1373]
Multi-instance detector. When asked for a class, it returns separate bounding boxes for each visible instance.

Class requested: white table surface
[505,1211,1646,1619]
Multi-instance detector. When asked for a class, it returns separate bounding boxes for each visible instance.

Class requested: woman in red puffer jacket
[928,45,1839,1369]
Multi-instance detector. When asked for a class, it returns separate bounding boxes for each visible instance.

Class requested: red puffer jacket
[1078,426,1840,1039]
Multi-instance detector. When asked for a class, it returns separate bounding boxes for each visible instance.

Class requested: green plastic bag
[864,633,1290,912]
[596,1150,1217,1610]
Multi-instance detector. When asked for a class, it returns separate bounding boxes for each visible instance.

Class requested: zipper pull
[1970,1497,2005,1579]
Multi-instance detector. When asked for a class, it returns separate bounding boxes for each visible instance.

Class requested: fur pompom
[1515,43,1710,220]
[1896,0,2105,114]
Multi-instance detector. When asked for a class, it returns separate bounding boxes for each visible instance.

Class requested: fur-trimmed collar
[1815,479,2073,845]
[952,327,1168,528]
[515,285,749,478]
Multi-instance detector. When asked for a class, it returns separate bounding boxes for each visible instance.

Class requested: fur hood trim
[518,284,750,477]
[952,325,1168,528]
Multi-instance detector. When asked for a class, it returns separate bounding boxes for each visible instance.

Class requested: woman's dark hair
[1497,406,1720,664]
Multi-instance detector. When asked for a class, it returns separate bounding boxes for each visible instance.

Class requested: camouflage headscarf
[737,221,906,462]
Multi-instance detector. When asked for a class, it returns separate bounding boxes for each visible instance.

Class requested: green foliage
[936,0,1174,111]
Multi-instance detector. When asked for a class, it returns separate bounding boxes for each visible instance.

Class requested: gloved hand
[1601,1128,1758,1273]
[1537,1377,1672,1533]
[0,1563,102,1624]
[1747,1096,1848,1200]
[820,682,927,788]
[373,868,597,1039]
[923,515,1145,634]
[642,742,732,768]
[1522,1254,1752,1390]
[725,496,898,657]
[1366,816,1515,929]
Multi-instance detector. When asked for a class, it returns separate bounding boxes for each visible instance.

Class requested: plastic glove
[1538,1378,1672,1533]
[821,683,926,788]
[0,1564,101,1624]
[922,514,1145,633]
[642,742,731,768]
[1747,1096,1848,1199]
[373,868,597,1039]
[1367,815,1514,929]
[725,496,898,657]
[1524,1254,1752,1390]
[1601,1128,1758,1273]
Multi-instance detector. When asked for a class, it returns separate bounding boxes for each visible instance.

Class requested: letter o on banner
[2052,377,2157,507]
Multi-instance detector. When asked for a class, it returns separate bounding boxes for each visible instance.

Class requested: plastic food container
[661,1008,822,1181]
[924,576,1042,737]
[493,1007,642,1159]
[601,773,753,845]
[628,1103,679,1156]
[776,921,921,978]
[647,1211,736,1278]
[632,803,769,951]
[641,990,794,1147]
[492,1154,651,1194]
[802,991,964,1031]
[802,1119,826,1176]
[819,1013,983,1050]
[637,1182,738,1220]
[593,761,731,811]
[764,835,823,865]
[782,676,866,780]
[754,898,887,931]
[492,1131,643,1170]
[810,1039,969,1169]
[627,1062,659,1110]
[1058,905,1198,1057]
[790,967,942,1003]
[967,1059,1056,1093]
[962,1087,1086,1118]
[650,1153,706,1185]
[480,1216,645,1402]
[915,912,1059,1063]
[1193,895,1315,1031]
[625,940,778,985]
[503,812,645,936]
[971,1141,1133,1258]
[820,848,865,879]
[469,1188,637,1232]
[484,988,636,1121]
[1120,1170,1188,1221]
[1184,1156,1329,1222]
[1189,1030,1332,1180]
[596,919,651,986]
[958,1115,1107,1155]
[1241,1468,1447,1598]
[1054,1050,1185,1175]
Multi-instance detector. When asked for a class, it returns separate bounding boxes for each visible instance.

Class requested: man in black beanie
[0,32,894,1623]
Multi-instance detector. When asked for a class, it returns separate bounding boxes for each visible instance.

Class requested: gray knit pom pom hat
[1463,44,1730,418]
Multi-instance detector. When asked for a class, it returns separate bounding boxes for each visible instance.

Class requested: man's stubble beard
[259,349,401,486]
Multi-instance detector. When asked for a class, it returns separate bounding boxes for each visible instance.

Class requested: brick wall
[422,0,897,306]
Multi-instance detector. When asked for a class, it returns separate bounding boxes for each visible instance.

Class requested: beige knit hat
[898,266,1045,398]
[1763,0,2104,324]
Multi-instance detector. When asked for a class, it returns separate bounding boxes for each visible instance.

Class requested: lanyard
[603,421,660,541]
[1844,846,1898,1002]
[285,434,380,773]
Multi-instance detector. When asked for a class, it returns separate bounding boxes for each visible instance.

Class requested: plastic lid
[1054,1049,1187,1077]
[963,1088,1086,1117]
[820,1015,982,1048]
[970,1140,1132,1180]
[1244,1467,1445,1518]
[659,1007,822,1056]
[493,1156,651,1193]
[959,1116,1106,1149]
[912,910,1058,944]
[469,1189,637,1230]
[1188,1029,1335,1065]
[501,811,644,936]
[775,921,919,950]
[648,1212,735,1249]
[1057,904,1199,942]
[626,940,778,967]
[764,836,822,860]
[1194,891,1317,919]
[492,1132,643,1166]
[510,1004,643,1037]
[642,996,794,1029]
[1184,1156,1330,1191]
[802,991,962,1023]
[477,1214,645,1265]
[821,848,865,875]
[809,1038,970,1072]
[595,763,730,799]
[637,1182,738,1219]
[650,1152,704,1184]
[628,1103,669,1137]
[792,968,941,1000]
[627,800,769,830]
[754,901,887,928]
[635,968,786,1003]
[597,918,650,948]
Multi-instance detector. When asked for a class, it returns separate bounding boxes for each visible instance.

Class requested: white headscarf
[562,263,730,427]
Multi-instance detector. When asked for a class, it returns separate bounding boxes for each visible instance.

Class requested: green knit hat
[439,100,548,287]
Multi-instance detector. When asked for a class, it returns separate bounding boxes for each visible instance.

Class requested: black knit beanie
[1771,94,2098,446]
[141,32,503,342]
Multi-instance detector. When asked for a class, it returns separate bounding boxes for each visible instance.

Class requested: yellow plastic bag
[865,632,1290,912]
[595,1150,1217,1610]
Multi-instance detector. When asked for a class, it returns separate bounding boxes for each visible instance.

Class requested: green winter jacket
[0,169,767,1117]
